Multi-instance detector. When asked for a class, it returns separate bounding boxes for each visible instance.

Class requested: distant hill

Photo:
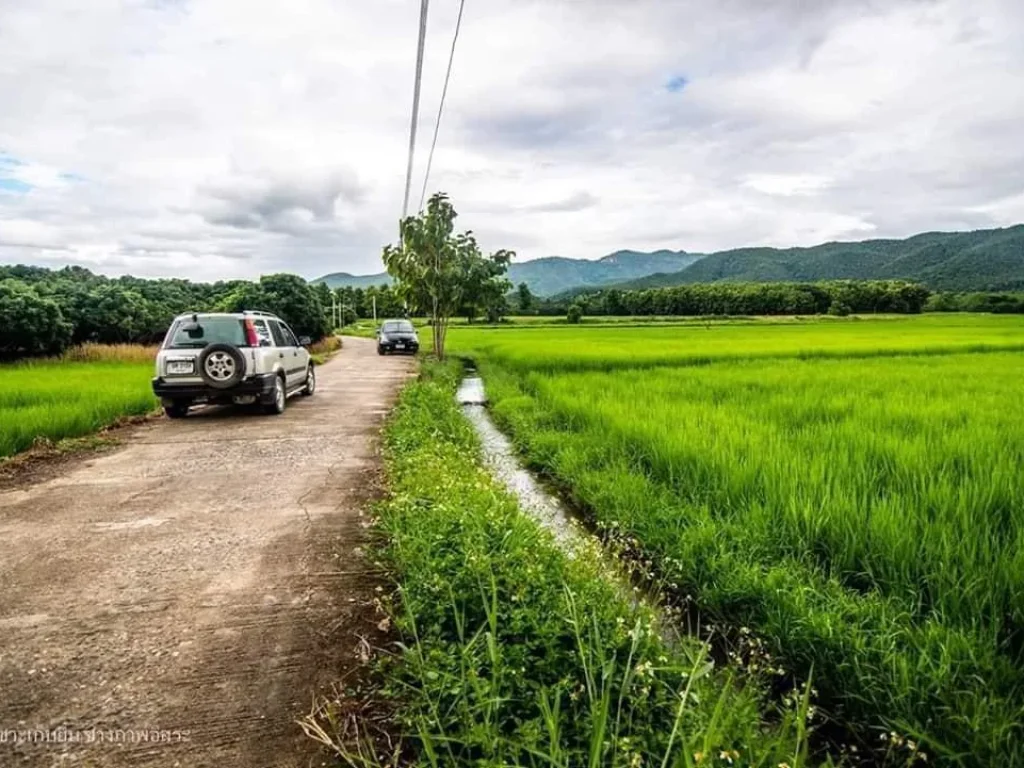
[313,226,1024,297]
[312,250,702,296]
[311,271,393,289]
[608,226,1024,293]
[506,250,701,296]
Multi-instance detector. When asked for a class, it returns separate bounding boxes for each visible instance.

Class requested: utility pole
[401,0,430,228]
[339,303,354,328]
[373,295,378,324]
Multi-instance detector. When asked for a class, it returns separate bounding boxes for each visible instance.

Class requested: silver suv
[152,311,315,418]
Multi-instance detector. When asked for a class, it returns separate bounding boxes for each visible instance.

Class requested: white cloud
[743,174,833,197]
[970,191,1024,224]
[0,219,64,249]
[0,0,1022,280]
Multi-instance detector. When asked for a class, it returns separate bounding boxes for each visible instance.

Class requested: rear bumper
[152,374,277,404]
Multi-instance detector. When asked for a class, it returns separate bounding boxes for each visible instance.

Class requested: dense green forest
[612,225,1024,292]
[925,290,1024,313]
[0,265,339,359]
[547,280,933,318]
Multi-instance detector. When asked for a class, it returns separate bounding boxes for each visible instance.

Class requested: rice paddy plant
[455,321,1024,765]
[522,353,1024,637]
[448,314,1024,373]
[0,359,156,458]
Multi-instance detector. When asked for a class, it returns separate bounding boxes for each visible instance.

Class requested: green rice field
[447,314,1024,765]
[0,360,156,459]
[451,313,1024,372]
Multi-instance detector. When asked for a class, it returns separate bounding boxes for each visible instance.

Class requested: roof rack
[171,309,279,320]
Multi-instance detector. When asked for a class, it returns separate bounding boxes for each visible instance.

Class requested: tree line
[0,265,332,359]
[533,280,934,319]
[924,291,1024,314]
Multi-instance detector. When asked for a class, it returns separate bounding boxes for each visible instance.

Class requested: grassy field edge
[335,360,820,767]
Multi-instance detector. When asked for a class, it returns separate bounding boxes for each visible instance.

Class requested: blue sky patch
[665,75,689,93]
[0,153,30,194]
[0,177,31,193]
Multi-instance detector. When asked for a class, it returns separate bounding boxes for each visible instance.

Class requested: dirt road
[0,338,414,767]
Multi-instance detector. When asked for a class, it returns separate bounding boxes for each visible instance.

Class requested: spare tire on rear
[198,343,246,390]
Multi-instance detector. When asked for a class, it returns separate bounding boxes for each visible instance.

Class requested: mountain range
[312,225,1024,297]
[312,250,701,297]
[604,226,1024,294]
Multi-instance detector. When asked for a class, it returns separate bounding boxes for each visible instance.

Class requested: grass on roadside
[309,335,344,365]
[309,360,823,768]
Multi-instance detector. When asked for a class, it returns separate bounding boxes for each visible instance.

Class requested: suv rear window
[166,317,247,349]
[383,320,414,333]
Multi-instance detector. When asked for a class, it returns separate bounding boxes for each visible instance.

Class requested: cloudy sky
[1,0,1023,281]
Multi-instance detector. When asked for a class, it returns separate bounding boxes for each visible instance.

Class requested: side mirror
[298,336,312,346]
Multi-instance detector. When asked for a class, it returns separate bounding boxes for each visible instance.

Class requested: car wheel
[164,402,190,419]
[263,374,286,415]
[198,343,245,390]
[302,365,316,396]
[377,345,385,356]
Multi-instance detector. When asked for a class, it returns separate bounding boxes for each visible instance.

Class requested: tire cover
[198,343,246,390]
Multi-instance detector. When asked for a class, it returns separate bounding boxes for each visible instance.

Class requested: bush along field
[341,361,824,768]
[0,344,157,459]
[445,315,1024,766]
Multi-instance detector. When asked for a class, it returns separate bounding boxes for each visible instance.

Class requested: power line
[401,0,431,226]
[418,0,467,212]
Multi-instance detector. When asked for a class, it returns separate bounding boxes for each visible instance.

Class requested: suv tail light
[243,318,259,348]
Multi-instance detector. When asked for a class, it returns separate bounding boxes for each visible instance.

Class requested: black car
[377,319,419,355]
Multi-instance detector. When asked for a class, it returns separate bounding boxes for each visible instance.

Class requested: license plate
[395,343,405,349]
[167,360,194,374]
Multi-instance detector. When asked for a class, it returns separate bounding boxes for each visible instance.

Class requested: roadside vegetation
[326,361,820,767]
[308,335,343,365]
[444,315,1024,765]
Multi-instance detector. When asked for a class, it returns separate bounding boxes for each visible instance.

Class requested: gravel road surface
[0,337,414,767]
